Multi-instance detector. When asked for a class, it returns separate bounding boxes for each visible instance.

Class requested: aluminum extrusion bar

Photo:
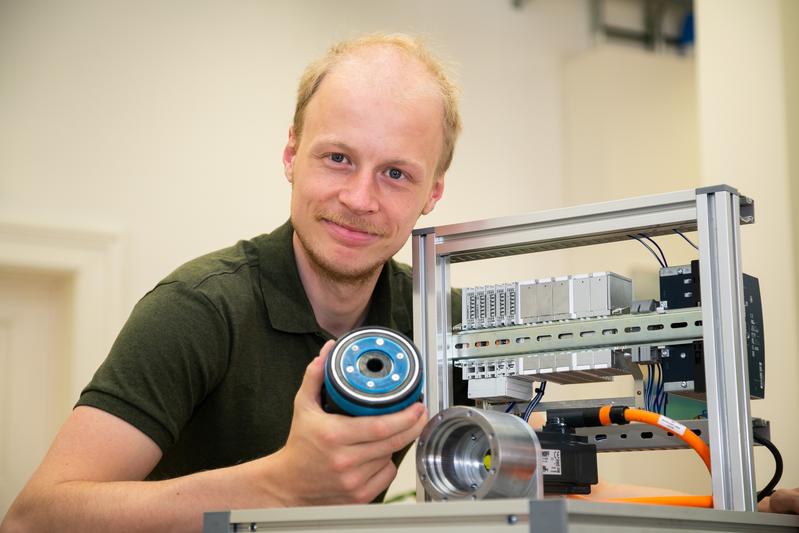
[426,189,752,263]
[432,189,700,263]
[205,498,799,533]
[413,228,444,414]
[413,227,455,500]
[452,307,702,359]
[697,189,756,511]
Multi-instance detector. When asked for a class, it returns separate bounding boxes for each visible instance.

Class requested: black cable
[522,381,547,421]
[639,233,668,267]
[628,234,666,268]
[673,229,699,250]
[754,433,783,501]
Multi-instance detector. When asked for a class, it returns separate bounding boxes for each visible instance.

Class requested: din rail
[452,307,703,360]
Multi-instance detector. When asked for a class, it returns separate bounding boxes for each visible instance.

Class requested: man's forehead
[324,46,440,100]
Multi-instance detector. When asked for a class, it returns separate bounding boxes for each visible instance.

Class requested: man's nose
[338,169,379,214]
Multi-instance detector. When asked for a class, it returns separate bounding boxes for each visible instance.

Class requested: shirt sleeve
[76,281,230,452]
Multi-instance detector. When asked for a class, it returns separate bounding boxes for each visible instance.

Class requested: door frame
[0,217,124,402]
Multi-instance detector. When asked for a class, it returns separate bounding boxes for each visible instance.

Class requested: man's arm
[2,341,428,532]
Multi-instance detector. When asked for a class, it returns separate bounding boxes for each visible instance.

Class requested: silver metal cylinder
[416,406,541,501]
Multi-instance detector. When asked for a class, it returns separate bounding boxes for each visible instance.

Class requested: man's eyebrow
[311,138,352,152]
[383,158,424,173]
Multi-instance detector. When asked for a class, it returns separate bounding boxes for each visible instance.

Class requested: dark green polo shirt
[77,220,433,480]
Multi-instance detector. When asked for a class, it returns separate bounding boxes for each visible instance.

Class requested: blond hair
[293,33,461,176]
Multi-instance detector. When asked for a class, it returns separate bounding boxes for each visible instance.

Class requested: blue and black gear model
[323,326,423,416]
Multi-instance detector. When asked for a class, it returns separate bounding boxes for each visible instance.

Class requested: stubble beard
[293,219,388,287]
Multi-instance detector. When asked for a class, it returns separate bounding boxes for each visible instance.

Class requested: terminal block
[461,272,632,330]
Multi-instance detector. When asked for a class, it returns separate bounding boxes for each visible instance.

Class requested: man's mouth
[319,214,385,238]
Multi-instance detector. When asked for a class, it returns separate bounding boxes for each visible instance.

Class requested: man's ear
[421,174,445,215]
[283,127,297,183]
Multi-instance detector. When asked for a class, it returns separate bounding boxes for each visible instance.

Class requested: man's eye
[387,168,403,180]
[330,153,346,163]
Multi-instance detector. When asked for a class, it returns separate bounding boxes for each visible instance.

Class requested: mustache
[317,211,387,237]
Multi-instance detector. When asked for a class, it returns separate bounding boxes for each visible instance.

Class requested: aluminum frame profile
[411,185,755,511]
[697,189,756,511]
[204,498,799,533]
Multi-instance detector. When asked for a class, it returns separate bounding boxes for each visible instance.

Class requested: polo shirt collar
[256,220,409,337]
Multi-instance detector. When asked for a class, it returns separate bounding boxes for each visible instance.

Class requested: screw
[346,365,354,373]
[397,353,405,360]
[376,338,385,346]
[367,380,375,388]
[681,381,688,388]
[507,515,518,525]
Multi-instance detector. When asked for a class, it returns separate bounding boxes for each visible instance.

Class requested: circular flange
[324,327,423,416]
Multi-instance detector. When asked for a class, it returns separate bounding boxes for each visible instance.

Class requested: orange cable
[621,408,711,472]
[569,494,713,508]
[598,405,612,426]
[582,405,714,508]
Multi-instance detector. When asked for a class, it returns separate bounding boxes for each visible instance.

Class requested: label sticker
[658,415,687,436]
[541,449,562,475]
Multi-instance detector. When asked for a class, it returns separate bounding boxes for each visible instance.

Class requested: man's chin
[294,223,389,284]
[307,245,385,284]
[315,259,383,285]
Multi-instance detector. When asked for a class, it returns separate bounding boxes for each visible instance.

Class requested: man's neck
[292,234,382,338]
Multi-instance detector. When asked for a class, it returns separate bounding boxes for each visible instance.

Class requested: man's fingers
[355,459,399,503]
[341,407,428,463]
[295,340,335,405]
[345,402,427,445]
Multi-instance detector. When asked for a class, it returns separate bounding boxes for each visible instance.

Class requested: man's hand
[263,340,428,506]
[759,488,799,514]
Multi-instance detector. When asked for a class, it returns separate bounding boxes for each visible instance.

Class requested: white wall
[0,0,590,308]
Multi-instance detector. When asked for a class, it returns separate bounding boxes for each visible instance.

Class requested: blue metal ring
[323,327,423,416]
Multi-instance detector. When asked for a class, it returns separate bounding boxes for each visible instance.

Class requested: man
[2,33,461,532]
